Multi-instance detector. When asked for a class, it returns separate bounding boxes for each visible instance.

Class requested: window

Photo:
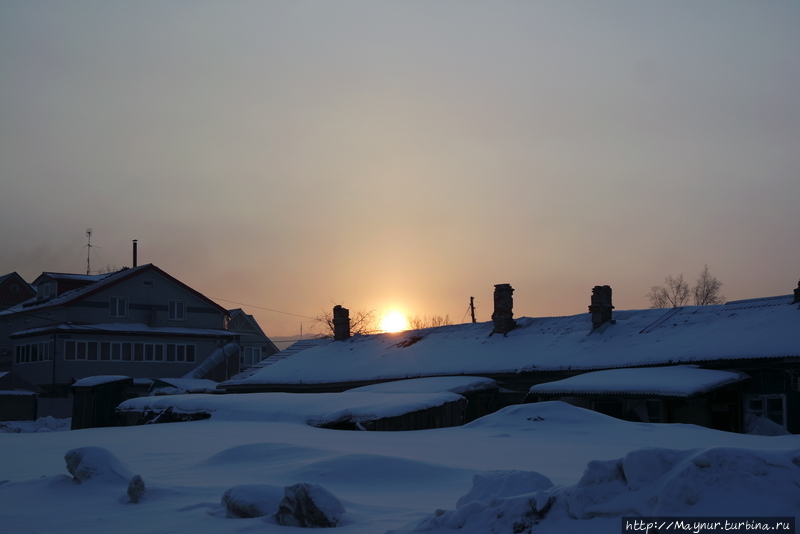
[745,394,787,429]
[59,340,191,364]
[241,346,262,367]
[15,342,53,364]
[166,343,195,362]
[110,297,128,317]
[142,279,154,287]
[63,341,98,361]
[168,300,186,321]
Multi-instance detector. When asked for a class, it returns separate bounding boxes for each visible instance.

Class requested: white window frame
[745,394,787,429]
[110,296,128,318]
[15,341,52,364]
[241,346,262,367]
[168,300,186,321]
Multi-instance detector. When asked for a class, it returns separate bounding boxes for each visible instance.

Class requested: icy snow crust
[229,297,800,386]
[2,401,799,534]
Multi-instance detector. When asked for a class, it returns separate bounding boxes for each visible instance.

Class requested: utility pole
[470,296,476,323]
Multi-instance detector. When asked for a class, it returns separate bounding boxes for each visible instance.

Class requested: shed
[0,390,38,421]
[71,375,134,430]
[525,366,750,431]
[0,371,44,421]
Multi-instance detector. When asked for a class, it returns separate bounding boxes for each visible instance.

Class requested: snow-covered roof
[72,375,132,388]
[1,264,228,317]
[347,376,498,395]
[36,272,107,283]
[1,265,149,315]
[528,365,748,397]
[10,322,236,339]
[227,295,800,387]
[118,390,464,427]
[224,338,331,383]
[152,378,220,394]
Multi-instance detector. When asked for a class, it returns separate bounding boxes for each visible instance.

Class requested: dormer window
[39,283,51,300]
[168,300,186,321]
[110,296,128,318]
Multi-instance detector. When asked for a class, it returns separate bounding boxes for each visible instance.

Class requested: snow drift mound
[64,446,135,484]
[392,447,800,534]
[565,446,800,518]
[463,400,635,430]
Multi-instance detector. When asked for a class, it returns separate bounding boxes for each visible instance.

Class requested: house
[0,272,35,310]
[219,284,800,434]
[0,264,259,410]
[227,308,280,368]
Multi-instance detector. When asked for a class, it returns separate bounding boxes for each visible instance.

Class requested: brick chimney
[492,283,516,334]
[589,285,614,329]
[332,305,350,341]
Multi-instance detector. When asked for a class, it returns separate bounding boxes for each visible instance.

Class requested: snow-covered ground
[1,401,799,533]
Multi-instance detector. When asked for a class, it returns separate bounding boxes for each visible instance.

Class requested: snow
[528,365,747,397]
[151,378,220,395]
[118,390,465,427]
[225,297,800,387]
[0,416,70,433]
[72,375,131,388]
[1,400,799,533]
[347,376,497,395]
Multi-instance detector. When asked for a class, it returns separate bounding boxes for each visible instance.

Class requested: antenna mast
[84,229,101,275]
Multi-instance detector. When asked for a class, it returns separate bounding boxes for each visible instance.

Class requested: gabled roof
[0,264,229,317]
[0,272,26,286]
[0,272,35,305]
[228,295,800,388]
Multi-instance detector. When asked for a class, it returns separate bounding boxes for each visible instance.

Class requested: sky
[1,1,799,337]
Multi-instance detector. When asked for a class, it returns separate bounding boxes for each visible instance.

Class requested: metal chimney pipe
[132,239,138,267]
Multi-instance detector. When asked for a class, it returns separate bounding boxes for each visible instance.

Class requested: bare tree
[647,274,690,308]
[648,267,726,308]
[311,307,379,338]
[693,265,725,305]
[407,314,452,330]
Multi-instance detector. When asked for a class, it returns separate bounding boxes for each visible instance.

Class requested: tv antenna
[84,228,101,275]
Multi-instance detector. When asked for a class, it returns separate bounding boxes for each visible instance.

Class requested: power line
[207,296,316,320]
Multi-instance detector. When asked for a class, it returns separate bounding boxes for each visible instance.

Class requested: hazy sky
[2,1,799,337]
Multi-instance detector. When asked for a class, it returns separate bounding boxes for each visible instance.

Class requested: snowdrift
[393,446,800,533]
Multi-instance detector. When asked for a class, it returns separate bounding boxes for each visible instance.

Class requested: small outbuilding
[71,375,133,430]
[525,366,750,432]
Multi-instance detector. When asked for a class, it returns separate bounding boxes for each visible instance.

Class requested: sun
[380,311,409,333]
